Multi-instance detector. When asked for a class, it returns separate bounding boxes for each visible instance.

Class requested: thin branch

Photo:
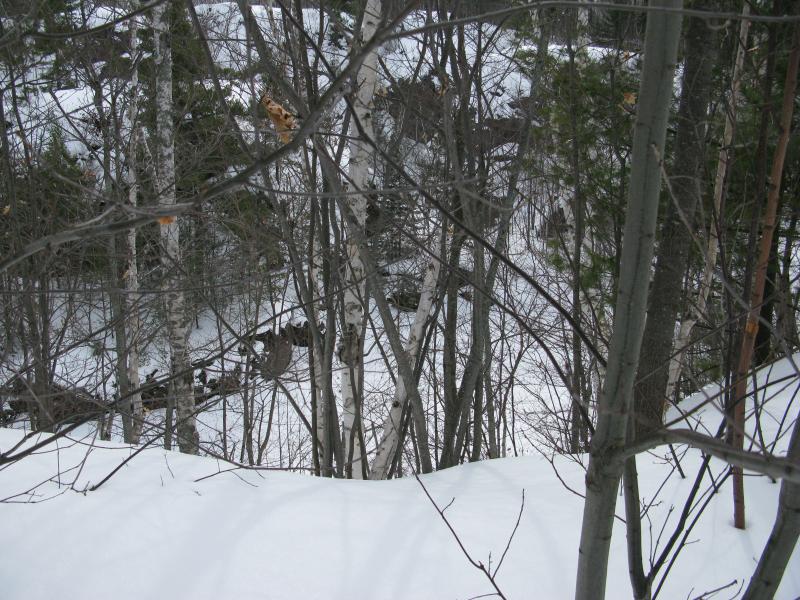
[625,428,800,484]
[414,472,510,600]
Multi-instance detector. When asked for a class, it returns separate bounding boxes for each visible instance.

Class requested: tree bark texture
[634,6,717,438]
[126,4,144,445]
[666,8,751,407]
[731,21,800,530]
[574,3,682,598]
[340,0,382,479]
[153,2,198,455]
[370,250,441,479]
[742,414,800,600]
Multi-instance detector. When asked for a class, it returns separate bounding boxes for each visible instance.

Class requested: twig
[691,579,740,599]
[493,490,525,578]
[413,472,509,600]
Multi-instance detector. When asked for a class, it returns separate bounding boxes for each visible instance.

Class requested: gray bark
[574,3,682,599]
[634,4,717,437]
[485,333,499,459]
[622,9,718,595]
[623,453,650,600]
[666,8,751,406]
[742,415,800,600]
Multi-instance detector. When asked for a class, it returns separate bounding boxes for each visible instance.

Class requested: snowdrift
[1,357,799,599]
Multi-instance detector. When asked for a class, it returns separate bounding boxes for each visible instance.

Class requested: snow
[1,357,799,600]
[2,4,799,598]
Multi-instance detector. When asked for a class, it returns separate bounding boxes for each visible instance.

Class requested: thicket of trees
[1,1,799,597]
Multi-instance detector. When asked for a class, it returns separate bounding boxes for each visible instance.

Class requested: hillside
[1,356,799,599]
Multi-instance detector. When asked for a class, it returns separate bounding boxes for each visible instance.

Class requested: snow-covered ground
[2,5,798,597]
[1,356,798,600]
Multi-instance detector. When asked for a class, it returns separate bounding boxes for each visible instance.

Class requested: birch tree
[126,1,143,444]
[152,2,198,455]
[340,0,382,479]
[370,247,441,479]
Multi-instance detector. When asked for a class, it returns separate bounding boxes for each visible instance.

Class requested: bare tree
[339,0,383,479]
[125,0,144,444]
[634,0,718,438]
[665,5,751,407]
[574,2,682,598]
[152,1,197,454]
[742,412,800,600]
[370,242,442,479]
[731,18,800,530]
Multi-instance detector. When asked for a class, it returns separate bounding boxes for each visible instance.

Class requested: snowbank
[1,358,799,599]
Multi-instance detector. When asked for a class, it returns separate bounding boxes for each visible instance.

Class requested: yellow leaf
[2,205,9,215]
[158,215,176,225]
[623,92,636,105]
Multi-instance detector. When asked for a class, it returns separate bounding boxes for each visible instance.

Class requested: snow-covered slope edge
[1,356,798,600]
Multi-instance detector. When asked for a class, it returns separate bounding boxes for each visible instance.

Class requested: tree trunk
[742,414,800,600]
[108,232,132,441]
[309,201,327,475]
[666,8,751,406]
[370,247,441,479]
[92,75,134,443]
[574,3,682,599]
[623,453,650,600]
[440,230,465,467]
[153,2,198,455]
[320,198,344,475]
[126,3,143,444]
[731,21,800,530]
[634,3,717,438]
[485,333,499,459]
[754,232,779,366]
[567,13,588,454]
[339,0,382,479]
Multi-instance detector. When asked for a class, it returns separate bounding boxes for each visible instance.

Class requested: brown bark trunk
[731,21,800,530]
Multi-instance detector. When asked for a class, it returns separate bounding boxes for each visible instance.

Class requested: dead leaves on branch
[260,93,296,144]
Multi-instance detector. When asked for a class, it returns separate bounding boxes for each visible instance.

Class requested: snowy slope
[1,357,798,600]
[1,5,799,598]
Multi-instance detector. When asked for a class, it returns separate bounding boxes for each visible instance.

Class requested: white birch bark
[126,2,143,445]
[340,0,381,479]
[370,253,441,480]
[664,8,751,407]
[153,2,198,454]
